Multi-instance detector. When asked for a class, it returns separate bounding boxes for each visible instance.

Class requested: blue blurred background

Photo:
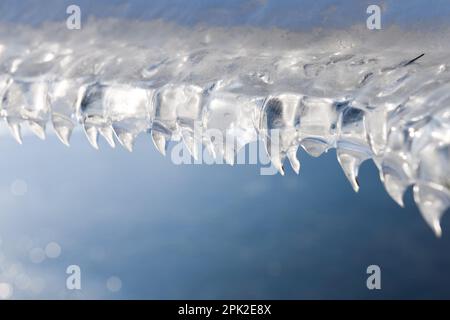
[0,131,449,299]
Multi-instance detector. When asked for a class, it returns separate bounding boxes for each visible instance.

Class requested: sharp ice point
[28,121,46,140]
[54,125,72,147]
[99,126,116,148]
[287,147,300,174]
[151,130,167,156]
[381,172,407,207]
[271,158,285,176]
[413,184,449,238]
[337,151,362,193]
[118,133,135,152]
[84,125,99,150]
[7,120,23,145]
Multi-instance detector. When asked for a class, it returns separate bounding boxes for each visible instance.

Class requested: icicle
[336,150,365,192]
[113,126,135,152]
[151,130,168,156]
[413,183,450,237]
[83,124,99,150]
[53,123,72,147]
[6,119,23,144]
[99,126,116,148]
[380,167,410,207]
[268,144,285,175]
[262,137,285,175]
[272,157,285,176]
[287,146,300,174]
[52,115,73,147]
[28,121,46,140]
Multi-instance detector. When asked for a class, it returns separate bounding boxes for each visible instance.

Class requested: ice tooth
[271,155,285,176]
[413,183,450,237]
[28,121,46,140]
[151,130,168,156]
[119,133,135,152]
[6,119,23,144]
[113,127,135,152]
[381,171,409,207]
[84,124,99,150]
[53,124,72,147]
[99,126,116,148]
[287,146,300,174]
[262,136,285,175]
[52,115,74,147]
[337,151,364,192]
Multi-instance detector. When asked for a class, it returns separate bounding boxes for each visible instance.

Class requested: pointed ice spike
[263,138,285,175]
[53,124,72,147]
[7,119,22,144]
[287,147,300,174]
[99,126,116,148]
[272,157,285,176]
[151,130,168,156]
[28,121,46,140]
[113,129,134,152]
[413,183,449,237]
[52,114,74,147]
[337,151,364,192]
[119,133,134,152]
[381,171,408,207]
[182,134,199,161]
[83,125,99,150]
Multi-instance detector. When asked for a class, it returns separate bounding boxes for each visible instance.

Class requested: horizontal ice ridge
[0,20,449,235]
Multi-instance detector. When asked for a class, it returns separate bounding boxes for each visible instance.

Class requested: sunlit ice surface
[0,0,449,299]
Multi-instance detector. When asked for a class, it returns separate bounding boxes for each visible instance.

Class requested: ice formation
[0,1,449,235]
